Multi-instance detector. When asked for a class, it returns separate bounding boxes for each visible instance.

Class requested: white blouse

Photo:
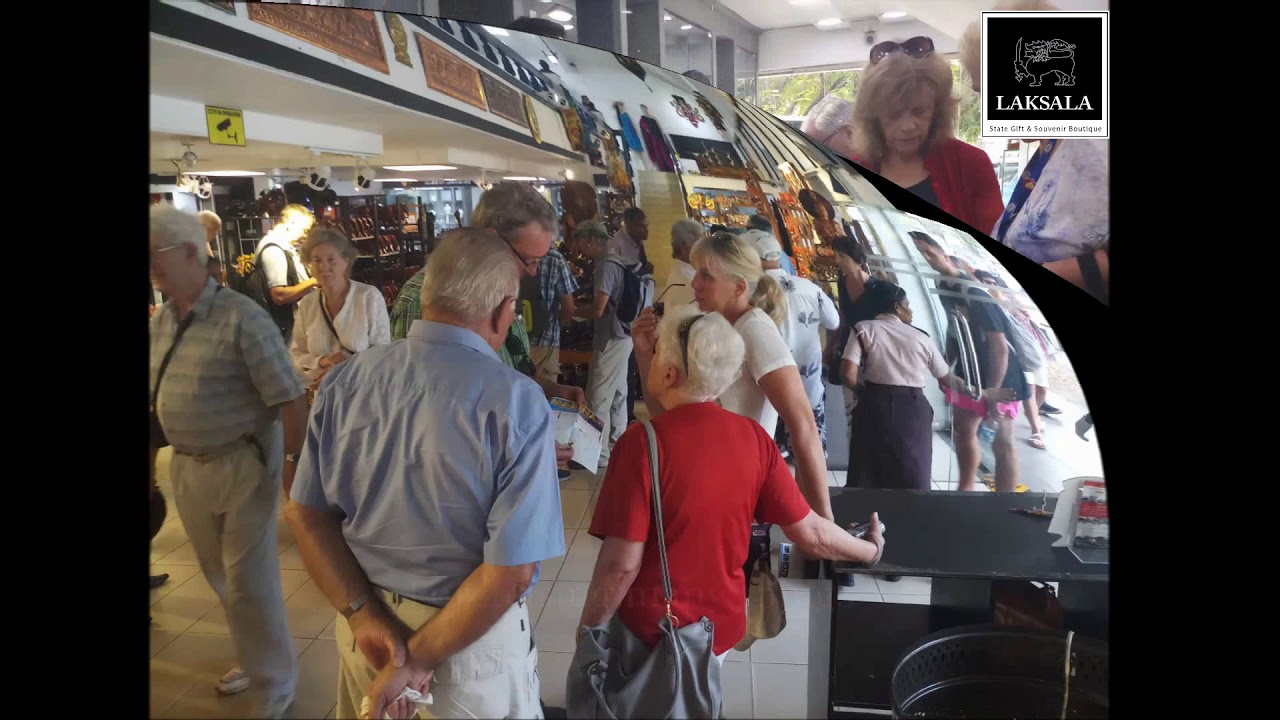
[719,307,797,438]
[289,280,391,383]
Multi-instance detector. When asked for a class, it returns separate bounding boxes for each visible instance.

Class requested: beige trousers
[334,592,542,719]
[169,425,296,712]
[529,345,562,385]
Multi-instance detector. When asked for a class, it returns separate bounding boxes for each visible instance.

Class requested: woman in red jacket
[848,36,1004,233]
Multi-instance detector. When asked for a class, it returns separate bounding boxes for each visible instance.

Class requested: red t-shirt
[588,402,813,655]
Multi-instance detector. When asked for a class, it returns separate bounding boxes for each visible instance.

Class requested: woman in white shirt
[841,282,1012,490]
[631,232,833,521]
[290,226,391,388]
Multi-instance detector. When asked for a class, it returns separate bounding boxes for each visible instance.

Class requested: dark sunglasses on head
[869,36,935,65]
[677,314,704,372]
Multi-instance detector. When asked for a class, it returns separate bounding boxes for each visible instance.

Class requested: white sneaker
[218,667,251,695]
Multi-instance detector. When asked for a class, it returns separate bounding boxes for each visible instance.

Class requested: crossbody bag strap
[319,294,356,355]
[640,420,675,622]
[151,286,222,410]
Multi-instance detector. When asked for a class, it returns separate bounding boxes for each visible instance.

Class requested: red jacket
[851,138,1004,235]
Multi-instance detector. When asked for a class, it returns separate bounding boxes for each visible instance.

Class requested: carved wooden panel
[415,34,487,111]
[482,74,528,128]
[247,3,389,74]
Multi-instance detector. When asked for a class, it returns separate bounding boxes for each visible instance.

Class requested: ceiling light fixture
[374,177,419,183]
[881,11,907,19]
[546,5,574,22]
[183,170,264,177]
[816,18,843,27]
[503,176,543,181]
[680,24,693,30]
[563,24,574,30]
[664,14,672,21]
[383,165,457,171]
[623,9,633,14]
[483,25,510,36]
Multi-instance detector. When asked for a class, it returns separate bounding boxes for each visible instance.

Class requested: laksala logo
[981,11,1108,139]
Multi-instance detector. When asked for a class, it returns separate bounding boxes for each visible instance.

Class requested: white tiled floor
[150,451,934,719]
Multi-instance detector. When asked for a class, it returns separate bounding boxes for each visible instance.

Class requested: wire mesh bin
[891,624,1108,719]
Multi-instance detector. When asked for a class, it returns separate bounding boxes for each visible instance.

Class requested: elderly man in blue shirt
[286,227,566,720]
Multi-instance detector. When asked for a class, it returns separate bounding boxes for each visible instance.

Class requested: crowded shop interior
[149,2,1107,719]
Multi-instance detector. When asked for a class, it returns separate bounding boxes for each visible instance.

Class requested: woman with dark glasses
[848,35,1004,234]
[958,1,1110,305]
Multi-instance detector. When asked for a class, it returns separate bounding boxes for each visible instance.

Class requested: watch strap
[284,452,300,463]
[341,592,371,619]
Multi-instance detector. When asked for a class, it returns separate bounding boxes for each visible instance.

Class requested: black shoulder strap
[319,296,355,355]
[151,286,222,410]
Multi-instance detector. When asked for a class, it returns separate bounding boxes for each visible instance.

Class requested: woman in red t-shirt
[579,305,884,664]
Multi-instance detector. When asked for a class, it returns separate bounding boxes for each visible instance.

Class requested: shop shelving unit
[339,194,431,309]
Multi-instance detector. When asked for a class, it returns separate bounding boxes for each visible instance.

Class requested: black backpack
[606,259,655,329]
[230,242,298,338]
[518,272,552,341]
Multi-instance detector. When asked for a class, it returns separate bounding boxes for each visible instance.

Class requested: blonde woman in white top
[631,231,833,521]
[290,226,391,387]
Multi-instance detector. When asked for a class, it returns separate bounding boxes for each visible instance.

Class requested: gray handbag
[566,420,724,719]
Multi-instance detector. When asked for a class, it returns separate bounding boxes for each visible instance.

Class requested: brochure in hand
[550,397,604,474]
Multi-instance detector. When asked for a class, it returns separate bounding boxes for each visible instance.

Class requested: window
[734,47,757,103]
[664,13,713,80]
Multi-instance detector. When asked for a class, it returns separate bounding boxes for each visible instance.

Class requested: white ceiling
[717,0,917,31]
[149,36,580,182]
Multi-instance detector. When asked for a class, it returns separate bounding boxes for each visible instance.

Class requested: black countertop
[830,488,1109,583]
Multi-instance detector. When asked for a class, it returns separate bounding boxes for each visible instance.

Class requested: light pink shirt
[843,314,949,388]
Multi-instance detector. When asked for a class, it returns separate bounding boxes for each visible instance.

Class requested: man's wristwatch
[284,453,300,464]
[341,592,372,619]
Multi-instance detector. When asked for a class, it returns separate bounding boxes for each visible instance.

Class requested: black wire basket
[891,624,1108,719]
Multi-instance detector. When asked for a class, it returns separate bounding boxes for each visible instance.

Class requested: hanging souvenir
[525,95,541,144]
[693,91,726,132]
[560,107,588,153]
[671,95,705,128]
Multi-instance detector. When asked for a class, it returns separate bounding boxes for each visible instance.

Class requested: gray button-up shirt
[150,278,305,451]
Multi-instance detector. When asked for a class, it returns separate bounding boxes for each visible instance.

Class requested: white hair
[653,304,745,402]
[150,203,208,265]
[801,95,854,138]
[196,210,222,231]
[420,228,522,324]
[670,219,704,256]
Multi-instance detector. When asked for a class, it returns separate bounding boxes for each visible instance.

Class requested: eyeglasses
[869,36,935,65]
[150,244,183,262]
[500,234,542,272]
[676,314,704,373]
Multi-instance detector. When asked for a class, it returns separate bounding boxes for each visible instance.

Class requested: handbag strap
[319,292,356,355]
[639,420,675,620]
[151,286,221,410]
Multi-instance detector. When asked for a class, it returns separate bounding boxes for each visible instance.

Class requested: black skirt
[848,383,933,491]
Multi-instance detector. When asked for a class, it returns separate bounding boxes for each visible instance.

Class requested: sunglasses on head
[677,314,704,372]
[869,36,935,65]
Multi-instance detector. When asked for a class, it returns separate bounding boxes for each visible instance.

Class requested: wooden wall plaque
[415,34,487,111]
[247,3,389,74]
[482,73,528,128]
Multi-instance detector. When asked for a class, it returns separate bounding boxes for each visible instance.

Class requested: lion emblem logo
[1014,37,1076,87]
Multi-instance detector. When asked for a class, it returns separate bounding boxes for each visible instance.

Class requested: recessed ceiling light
[483,25,510,36]
[563,24,574,31]
[664,14,672,21]
[547,54,559,63]
[680,24,693,30]
[503,176,544,181]
[383,165,457,171]
[547,6,574,22]
[816,18,843,27]
[881,11,907,19]
[623,9,633,14]
[374,178,419,183]
[183,170,265,177]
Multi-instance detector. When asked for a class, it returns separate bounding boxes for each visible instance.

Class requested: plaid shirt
[390,265,533,375]
[531,249,580,348]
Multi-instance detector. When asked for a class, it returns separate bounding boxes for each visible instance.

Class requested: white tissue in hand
[359,688,434,719]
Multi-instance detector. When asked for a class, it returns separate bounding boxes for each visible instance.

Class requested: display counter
[802,488,1110,718]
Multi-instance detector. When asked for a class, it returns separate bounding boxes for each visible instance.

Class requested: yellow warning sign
[206,106,245,147]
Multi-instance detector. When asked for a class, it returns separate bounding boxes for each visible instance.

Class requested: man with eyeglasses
[388,182,587,408]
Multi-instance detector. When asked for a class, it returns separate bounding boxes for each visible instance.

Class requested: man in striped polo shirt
[150,204,309,718]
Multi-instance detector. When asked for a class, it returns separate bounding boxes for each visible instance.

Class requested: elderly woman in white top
[959,0,1110,304]
[744,229,840,458]
[800,94,856,159]
[657,219,703,312]
[289,226,391,388]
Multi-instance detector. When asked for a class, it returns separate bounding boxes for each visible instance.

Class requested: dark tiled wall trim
[149,0,580,161]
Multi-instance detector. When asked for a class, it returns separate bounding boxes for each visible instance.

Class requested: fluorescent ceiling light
[664,14,672,21]
[881,11,907,19]
[623,9,633,14]
[375,178,420,182]
[483,25,509,36]
[383,165,456,171]
[547,8,574,22]
[183,170,264,177]
[563,24,574,30]
[680,24,693,30]
[816,18,843,27]
[503,176,544,181]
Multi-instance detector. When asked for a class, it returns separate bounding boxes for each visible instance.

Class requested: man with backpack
[576,220,653,470]
[238,204,319,339]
